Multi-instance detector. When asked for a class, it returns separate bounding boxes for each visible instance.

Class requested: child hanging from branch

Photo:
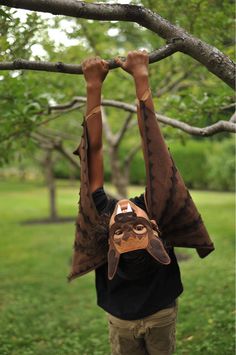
[69,50,214,355]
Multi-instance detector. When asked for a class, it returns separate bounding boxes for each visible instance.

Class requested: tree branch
[220,103,236,111]
[2,96,235,146]
[48,99,82,113]
[0,44,178,74]
[0,0,234,88]
[58,96,236,136]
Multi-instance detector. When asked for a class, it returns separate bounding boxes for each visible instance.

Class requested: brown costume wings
[68,122,108,281]
[68,101,214,281]
[139,101,214,257]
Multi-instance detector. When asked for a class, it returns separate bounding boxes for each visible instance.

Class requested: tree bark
[109,146,128,199]
[43,149,58,220]
[0,44,178,74]
[101,106,128,198]
[0,0,234,88]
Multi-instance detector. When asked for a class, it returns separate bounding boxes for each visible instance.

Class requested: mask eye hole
[114,229,123,239]
[133,224,147,234]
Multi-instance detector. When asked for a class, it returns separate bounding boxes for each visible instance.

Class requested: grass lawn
[0,180,235,355]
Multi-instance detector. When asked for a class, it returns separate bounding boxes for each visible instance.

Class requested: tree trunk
[43,149,58,220]
[109,147,129,199]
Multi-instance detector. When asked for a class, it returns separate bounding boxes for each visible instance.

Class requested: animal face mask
[108,200,171,280]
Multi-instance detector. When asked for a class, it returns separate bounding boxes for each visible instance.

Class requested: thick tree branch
[0,0,234,88]
[53,96,236,136]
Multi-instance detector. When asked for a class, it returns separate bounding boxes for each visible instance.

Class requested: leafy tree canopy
[0,0,234,165]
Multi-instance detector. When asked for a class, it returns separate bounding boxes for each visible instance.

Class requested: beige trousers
[108,303,178,355]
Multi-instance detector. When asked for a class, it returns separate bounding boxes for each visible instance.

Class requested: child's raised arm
[82,57,109,193]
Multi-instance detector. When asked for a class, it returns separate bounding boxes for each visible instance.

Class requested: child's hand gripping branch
[115,50,157,165]
[115,50,152,102]
[115,51,156,127]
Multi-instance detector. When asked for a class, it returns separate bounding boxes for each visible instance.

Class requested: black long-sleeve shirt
[93,187,183,320]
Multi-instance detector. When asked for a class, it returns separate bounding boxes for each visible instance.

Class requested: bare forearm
[81,57,109,193]
[134,74,155,112]
[134,74,149,99]
[86,84,102,116]
[86,87,104,192]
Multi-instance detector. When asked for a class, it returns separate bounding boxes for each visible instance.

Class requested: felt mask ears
[108,239,120,280]
[150,219,160,231]
[150,219,157,225]
[146,234,171,265]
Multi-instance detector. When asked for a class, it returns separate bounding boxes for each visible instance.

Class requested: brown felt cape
[68,101,214,281]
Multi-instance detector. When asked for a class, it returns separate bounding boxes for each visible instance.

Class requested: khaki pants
[108,303,178,355]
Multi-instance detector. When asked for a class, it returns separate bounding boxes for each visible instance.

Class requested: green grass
[0,180,235,355]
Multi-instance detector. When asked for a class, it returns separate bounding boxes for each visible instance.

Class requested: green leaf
[0,9,12,20]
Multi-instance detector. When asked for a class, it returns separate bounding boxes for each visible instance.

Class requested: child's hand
[115,50,149,79]
[82,57,109,88]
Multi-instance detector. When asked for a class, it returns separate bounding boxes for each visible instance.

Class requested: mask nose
[123,224,132,232]
[122,226,133,241]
